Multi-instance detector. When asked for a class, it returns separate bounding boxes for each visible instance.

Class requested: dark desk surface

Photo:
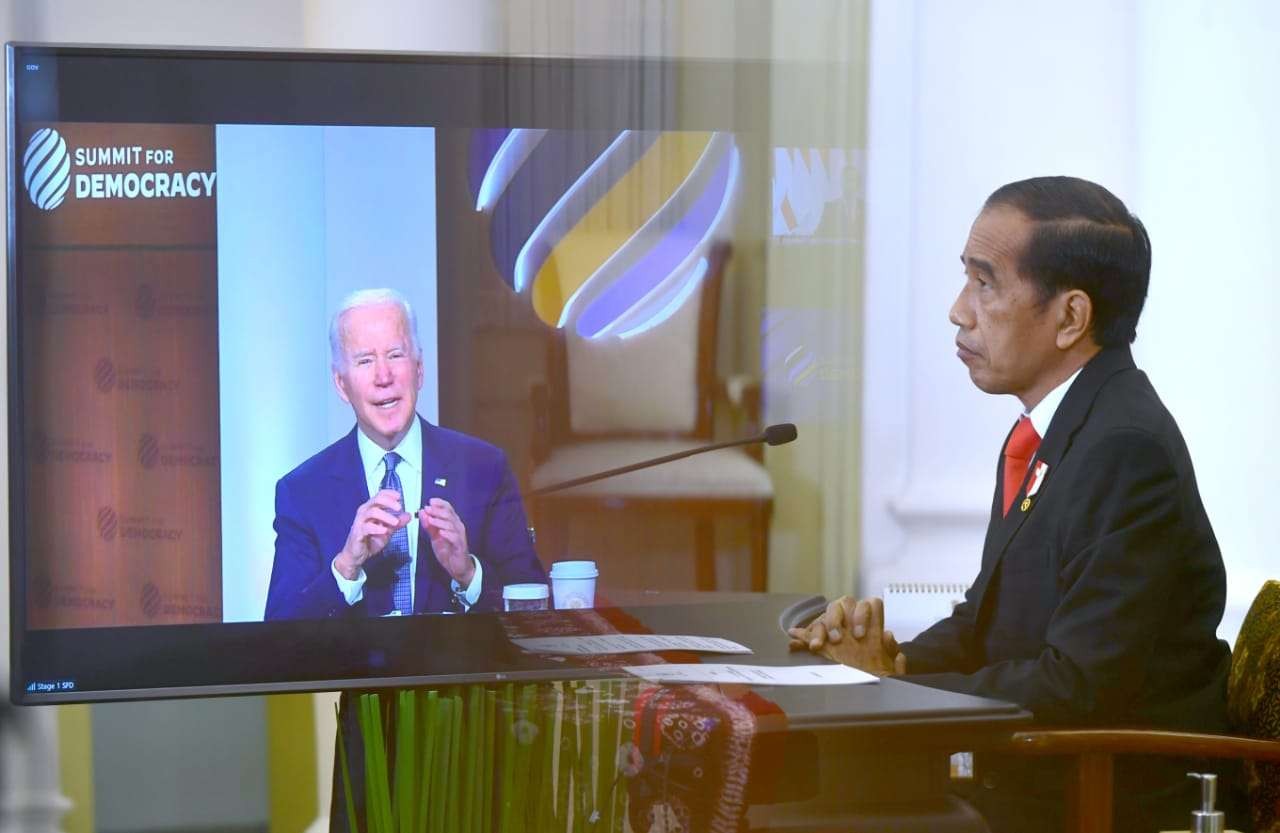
[601,591,1031,746]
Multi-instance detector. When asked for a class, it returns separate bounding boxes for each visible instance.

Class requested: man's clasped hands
[787,596,908,677]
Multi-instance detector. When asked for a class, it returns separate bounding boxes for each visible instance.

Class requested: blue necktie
[381,452,413,615]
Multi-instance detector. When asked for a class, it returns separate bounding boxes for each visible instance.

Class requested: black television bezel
[6,43,779,705]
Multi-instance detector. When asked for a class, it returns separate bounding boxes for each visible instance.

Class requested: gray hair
[329,288,421,370]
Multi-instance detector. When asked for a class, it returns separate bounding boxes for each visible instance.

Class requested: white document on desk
[623,663,878,686]
[513,634,752,655]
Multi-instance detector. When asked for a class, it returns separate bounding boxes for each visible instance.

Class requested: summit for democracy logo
[22,127,217,212]
[23,128,71,210]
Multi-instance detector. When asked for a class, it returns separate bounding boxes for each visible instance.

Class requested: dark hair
[984,176,1150,347]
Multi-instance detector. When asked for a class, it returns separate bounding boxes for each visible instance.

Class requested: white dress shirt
[331,418,482,611]
[1024,367,1083,441]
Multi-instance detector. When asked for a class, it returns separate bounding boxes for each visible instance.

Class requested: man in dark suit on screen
[791,177,1238,831]
[263,287,547,833]
[264,287,545,621]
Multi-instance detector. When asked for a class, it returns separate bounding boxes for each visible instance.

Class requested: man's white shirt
[1025,367,1083,449]
[331,419,482,611]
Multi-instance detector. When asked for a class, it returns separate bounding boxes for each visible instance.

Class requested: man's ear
[333,368,352,404]
[1056,289,1094,350]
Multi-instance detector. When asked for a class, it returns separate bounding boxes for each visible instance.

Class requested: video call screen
[6,46,827,702]
[19,121,441,630]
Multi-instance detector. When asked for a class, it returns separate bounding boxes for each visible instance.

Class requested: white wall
[1133,0,1280,641]
[90,699,269,833]
[8,0,307,47]
[863,0,1274,644]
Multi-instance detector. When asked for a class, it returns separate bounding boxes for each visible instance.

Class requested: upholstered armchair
[1003,580,1280,833]
[528,243,774,591]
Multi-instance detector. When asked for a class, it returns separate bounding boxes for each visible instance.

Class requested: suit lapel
[414,417,461,613]
[981,421,1017,571]
[419,417,461,509]
[971,347,1137,614]
[328,426,371,518]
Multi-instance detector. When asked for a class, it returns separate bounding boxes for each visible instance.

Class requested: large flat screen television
[5,44,835,703]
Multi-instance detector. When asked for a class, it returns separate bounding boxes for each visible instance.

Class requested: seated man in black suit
[791,177,1239,832]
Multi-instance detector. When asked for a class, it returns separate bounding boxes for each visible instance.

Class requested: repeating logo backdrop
[20,122,223,628]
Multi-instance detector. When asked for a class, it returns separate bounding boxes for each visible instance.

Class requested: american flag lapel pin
[434,477,447,487]
[1027,461,1049,498]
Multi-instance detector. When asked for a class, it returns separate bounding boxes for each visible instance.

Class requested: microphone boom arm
[531,424,796,497]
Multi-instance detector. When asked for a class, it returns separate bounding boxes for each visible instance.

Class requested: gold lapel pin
[1020,497,1032,512]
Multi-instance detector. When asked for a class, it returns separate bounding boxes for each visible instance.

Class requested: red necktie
[1002,415,1041,516]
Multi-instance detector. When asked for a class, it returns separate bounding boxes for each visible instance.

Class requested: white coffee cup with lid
[549,560,598,609]
[502,583,550,612]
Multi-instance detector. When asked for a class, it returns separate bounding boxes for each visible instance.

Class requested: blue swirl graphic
[23,128,71,211]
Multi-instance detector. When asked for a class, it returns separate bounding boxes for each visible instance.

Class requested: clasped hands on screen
[332,489,474,585]
[788,596,907,677]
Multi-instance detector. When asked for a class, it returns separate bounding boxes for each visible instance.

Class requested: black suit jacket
[901,347,1234,830]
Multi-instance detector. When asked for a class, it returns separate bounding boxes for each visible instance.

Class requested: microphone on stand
[531,423,798,496]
